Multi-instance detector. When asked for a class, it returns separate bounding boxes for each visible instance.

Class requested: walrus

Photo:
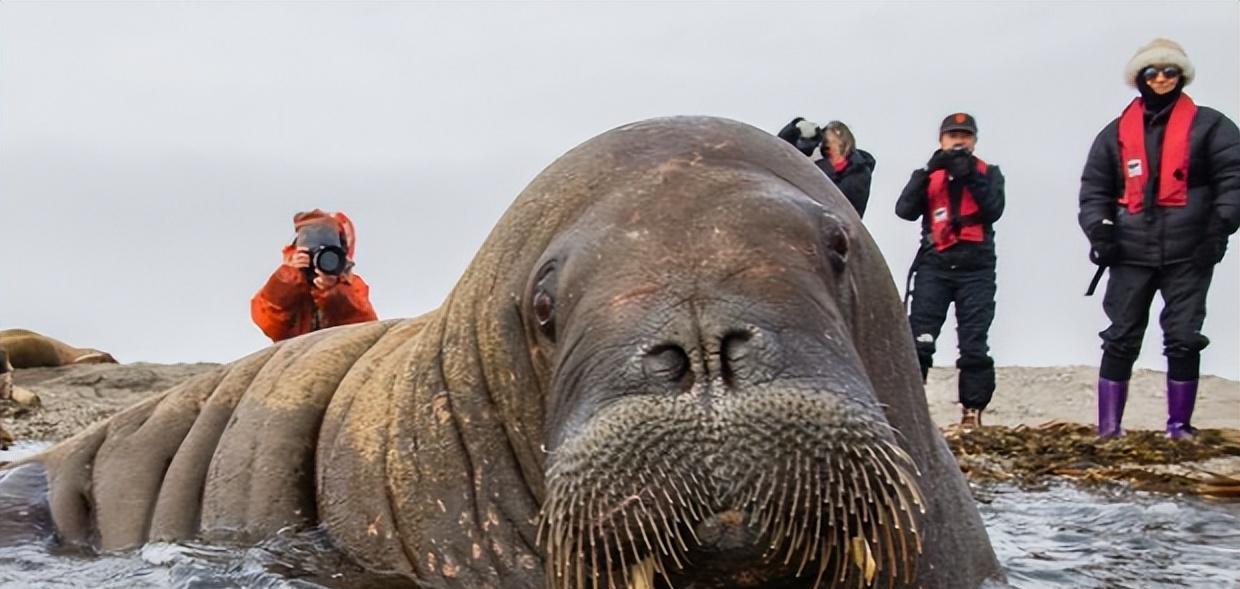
[0,329,118,368]
[0,117,1005,588]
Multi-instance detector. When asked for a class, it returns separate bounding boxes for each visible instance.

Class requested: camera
[294,224,348,279]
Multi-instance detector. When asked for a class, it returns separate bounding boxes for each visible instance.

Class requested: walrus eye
[825,227,849,272]
[533,289,555,331]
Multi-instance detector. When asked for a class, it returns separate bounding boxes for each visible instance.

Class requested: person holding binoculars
[250,209,378,342]
[896,113,1006,430]
[776,117,876,217]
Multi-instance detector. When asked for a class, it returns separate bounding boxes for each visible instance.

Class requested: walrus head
[525,119,924,589]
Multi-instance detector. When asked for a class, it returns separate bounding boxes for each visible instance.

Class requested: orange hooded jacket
[250,210,378,342]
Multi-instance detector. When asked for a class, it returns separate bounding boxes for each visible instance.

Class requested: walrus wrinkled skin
[0,117,1004,588]
[0,329,118,368]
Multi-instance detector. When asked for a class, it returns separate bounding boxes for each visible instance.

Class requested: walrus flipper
[26,320,400,551]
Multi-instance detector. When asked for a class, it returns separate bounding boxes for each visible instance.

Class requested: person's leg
[954,267,997,427]
[1096,264,1158,437]
[1158,262,1214,439]
[908,269,953,383]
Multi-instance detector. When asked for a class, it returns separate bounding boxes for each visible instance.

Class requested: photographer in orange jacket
[251,210,378,342]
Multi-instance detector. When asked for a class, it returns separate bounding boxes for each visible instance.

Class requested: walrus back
[1,317,426,551]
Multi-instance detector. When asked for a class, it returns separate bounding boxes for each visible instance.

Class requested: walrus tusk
[628,556,656,589]
[850,535,877,585]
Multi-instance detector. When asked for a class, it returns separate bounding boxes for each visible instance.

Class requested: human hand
[926,150,953,171]
[313,271,340,290]
[284,247,311,269]
[1088,222,1119,266]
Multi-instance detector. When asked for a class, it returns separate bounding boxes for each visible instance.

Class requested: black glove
[1193,239,1227,267]
[777,117,806,145]
[946,150,976,178]
[926,150,953,171]
[1088,222,1119,266]
[776,117,821,157]
[1193,216,1230,268]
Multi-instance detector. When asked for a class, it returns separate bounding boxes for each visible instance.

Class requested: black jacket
[815,149,876,217]
[1078,104,1240,267]
[896,160,1006,270]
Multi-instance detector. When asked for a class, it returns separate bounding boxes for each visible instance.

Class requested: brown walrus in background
[0,329,117,368]
[0,117,1005,588]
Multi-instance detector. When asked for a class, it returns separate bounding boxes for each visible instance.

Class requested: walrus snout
[539,389,925,589]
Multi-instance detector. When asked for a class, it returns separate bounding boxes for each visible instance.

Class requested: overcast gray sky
[2,2,1237,380]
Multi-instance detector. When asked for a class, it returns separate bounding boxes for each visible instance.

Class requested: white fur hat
[1124,38,1194,88]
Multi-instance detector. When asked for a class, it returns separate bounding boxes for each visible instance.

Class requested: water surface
[3,441,1237,588]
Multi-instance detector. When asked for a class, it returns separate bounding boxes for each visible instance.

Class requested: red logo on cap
[954,113,967,123]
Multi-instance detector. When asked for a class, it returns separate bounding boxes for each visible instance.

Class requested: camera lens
[313,247,346,275]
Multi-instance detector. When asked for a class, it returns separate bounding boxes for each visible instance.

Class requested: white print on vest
[933,207,949,221]
[1126,159,1143,178]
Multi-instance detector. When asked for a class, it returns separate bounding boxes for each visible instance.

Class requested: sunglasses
[1142,65,1182,81]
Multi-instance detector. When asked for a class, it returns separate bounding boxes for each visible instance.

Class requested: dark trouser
[1099,262,1213,381]
[908,267,997,410]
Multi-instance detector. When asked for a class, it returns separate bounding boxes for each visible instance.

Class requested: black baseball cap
[940,112,978,135]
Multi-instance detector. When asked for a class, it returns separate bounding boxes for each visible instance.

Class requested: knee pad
[956,355,994,371]
[1165,333,1209,357]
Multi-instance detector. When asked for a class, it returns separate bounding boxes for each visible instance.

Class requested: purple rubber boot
[1166,379,1198,440]
[1097,378,1128,438]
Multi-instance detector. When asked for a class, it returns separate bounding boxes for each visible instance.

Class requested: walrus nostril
[720,330,752,386]
[642,344,691,387]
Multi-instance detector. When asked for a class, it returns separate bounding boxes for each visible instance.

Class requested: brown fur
[0,329,117,368]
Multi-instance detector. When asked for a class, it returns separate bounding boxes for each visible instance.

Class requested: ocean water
[2,441,1238,589]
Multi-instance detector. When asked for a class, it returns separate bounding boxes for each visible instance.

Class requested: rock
[8,387,40,408]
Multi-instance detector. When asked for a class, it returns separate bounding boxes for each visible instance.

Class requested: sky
[1,2,1237,380]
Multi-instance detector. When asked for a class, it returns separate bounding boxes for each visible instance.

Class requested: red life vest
[926,157,988,252]
[1117,94,1196,213]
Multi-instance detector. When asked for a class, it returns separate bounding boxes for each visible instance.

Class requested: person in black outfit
[896,112,1006,429]
[815,121,877,217]
[777,117,876,217]
[1079,38,1240,439]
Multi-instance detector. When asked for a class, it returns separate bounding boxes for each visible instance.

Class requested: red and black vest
[1117,94,1196,213]
[926,158,988,252]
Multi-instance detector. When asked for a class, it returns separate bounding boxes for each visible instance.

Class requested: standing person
[815,120,877,217]
[251,209,379,343]
[1079,38,1240,439]
[896,113,1006,429]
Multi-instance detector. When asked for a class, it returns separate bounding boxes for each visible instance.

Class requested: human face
[1143,64,1181,95]
[939,130,976,152]
[824,131,845,159]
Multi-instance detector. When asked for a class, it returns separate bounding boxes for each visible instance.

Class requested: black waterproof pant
[1099,262,1213,381]
[908,267,996,410]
